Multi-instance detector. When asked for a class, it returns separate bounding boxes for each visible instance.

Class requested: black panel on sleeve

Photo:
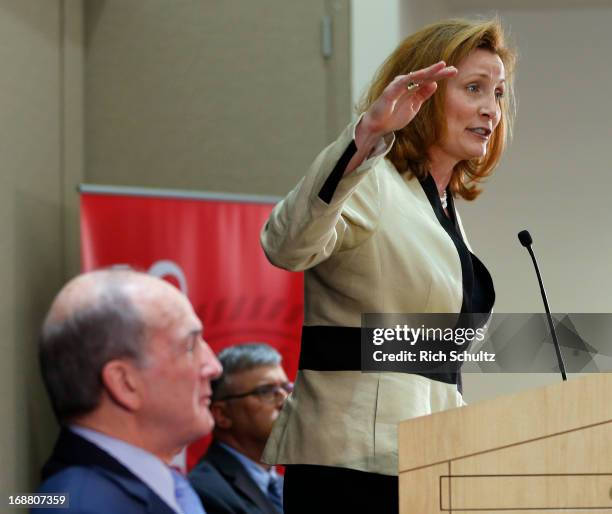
[317,141,358,204]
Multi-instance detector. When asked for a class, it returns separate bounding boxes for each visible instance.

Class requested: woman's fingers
[402,64,457,91]
[366,62,456,134]
[407,61,457,84]
[384,63,456,100]
[414,81,437,103]
[406,61,446,83]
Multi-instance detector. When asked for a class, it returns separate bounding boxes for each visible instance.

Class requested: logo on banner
[112,260,189,295]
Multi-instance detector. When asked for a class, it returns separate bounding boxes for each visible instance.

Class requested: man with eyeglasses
[189,343,291,514]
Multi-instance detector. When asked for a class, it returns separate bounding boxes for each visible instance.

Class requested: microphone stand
[519,230,567,381]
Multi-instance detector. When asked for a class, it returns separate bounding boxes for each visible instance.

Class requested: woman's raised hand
[344,61,457,175]
[359,61,457,139]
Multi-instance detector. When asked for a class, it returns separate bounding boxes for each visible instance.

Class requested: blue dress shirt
[70,426,186,514]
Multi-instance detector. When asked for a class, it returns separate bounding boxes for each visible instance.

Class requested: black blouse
[419,173,495,318]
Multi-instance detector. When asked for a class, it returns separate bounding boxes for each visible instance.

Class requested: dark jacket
[189,441,281,514]
[35,429,175,514]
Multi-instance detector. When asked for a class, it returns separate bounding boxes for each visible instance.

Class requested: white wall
[350,0,452,112]
[350,0,402,110]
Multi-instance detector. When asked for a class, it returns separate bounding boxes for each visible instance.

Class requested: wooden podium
[398,374,612,513]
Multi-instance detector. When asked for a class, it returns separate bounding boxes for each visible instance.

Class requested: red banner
[80,187,303,469]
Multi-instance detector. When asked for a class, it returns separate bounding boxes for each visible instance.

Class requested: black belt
[298,325,461,388]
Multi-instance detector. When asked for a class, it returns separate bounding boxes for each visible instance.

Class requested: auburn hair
[357,18,517,200]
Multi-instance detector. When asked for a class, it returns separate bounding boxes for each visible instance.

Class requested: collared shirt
[69,425,183,514]
[217,442,282,498]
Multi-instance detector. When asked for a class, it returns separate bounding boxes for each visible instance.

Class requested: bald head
[40,269,185,422]
[44,269,179,327]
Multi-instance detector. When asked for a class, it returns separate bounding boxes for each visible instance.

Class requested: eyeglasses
[216,382,294,404]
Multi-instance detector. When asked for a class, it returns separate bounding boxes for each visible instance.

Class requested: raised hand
[360,61,457,139]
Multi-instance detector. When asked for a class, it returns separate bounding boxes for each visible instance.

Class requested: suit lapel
[206,442,280,514]
[42,429,176,514]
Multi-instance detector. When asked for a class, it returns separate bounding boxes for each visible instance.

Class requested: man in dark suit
[34,269,222,513]
[189,344,291,514]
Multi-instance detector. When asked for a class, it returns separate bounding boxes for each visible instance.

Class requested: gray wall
[1,0,350,497]
[0,0,83,499]
[85,0,351,195]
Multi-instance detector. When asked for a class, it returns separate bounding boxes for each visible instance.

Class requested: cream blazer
[260,119,478,476]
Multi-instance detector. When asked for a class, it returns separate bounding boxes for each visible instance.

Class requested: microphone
[517,230,532,247]
[517,230,567,381]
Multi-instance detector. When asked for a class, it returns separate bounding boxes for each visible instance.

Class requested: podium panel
[442,473,612,510]
[398,375,612,513]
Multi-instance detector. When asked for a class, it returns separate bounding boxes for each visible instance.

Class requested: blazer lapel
[206,442,280,514]
[42,429,175,514]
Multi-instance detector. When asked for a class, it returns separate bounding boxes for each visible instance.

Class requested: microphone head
[518,230,533,247]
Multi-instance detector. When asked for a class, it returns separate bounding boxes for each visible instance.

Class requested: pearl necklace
[440,191,448,209]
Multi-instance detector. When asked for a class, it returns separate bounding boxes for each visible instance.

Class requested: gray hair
[212,343,281,400]
[39,283,147,422]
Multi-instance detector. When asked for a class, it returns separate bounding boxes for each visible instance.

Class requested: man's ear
[101,359,143,411]
[210,401,233,429]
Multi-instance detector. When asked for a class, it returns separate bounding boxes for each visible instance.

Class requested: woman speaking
[260,18,516,513]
